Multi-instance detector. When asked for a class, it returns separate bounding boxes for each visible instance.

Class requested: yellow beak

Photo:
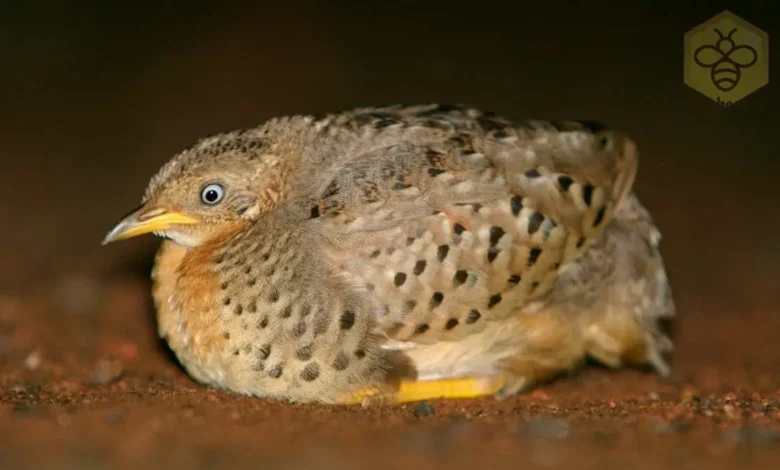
[102,205,197,244]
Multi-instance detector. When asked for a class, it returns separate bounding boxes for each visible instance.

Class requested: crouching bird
[103,104,675,404]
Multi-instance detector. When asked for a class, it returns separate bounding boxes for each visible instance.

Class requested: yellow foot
[342,376,506,405]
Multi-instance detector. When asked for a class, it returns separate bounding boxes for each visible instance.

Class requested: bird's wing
[309,105,638,346]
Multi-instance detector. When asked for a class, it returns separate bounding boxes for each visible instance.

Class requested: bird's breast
[152,240,233,386]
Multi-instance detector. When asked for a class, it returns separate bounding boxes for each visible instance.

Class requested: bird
[103,104,675,405]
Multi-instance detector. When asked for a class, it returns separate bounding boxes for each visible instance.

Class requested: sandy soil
[0,267,777,470]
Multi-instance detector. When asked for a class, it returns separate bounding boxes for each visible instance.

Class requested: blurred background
[0,2,778,468]
[1,1,777,304]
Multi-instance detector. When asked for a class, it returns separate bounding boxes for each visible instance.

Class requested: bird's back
[297,105,640,346]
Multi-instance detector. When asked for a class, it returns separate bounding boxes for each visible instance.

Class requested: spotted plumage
[105,104,674,404]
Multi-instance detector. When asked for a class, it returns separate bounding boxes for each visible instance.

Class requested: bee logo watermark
[684,11,768,106]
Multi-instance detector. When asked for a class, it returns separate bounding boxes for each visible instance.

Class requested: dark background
[1,1,778,303]
[0,3,778,468]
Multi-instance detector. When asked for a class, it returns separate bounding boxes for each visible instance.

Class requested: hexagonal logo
[684,10,768,106]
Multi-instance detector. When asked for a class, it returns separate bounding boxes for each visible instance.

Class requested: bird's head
[103,126,297,247]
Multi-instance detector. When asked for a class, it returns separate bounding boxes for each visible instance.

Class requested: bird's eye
[200,183,225,205]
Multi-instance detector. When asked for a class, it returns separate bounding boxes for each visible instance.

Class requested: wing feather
[304,106,639,347]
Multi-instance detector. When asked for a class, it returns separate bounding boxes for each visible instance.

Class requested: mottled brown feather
[137,104,672,402]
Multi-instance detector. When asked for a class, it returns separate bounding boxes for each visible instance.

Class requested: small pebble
[24,350,42,370]
[91,358,124,385]
[723,404,740,420]
[413,401,436,418]
[528,390,550,400]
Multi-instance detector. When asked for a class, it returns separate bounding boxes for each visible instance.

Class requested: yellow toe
[342,376,506,405]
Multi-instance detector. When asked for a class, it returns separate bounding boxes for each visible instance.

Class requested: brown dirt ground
[1,254,778,469]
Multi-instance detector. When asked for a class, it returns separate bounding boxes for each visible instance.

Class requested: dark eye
[200,183,224,205]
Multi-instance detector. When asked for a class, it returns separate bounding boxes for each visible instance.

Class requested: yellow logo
[684,10,768,106]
